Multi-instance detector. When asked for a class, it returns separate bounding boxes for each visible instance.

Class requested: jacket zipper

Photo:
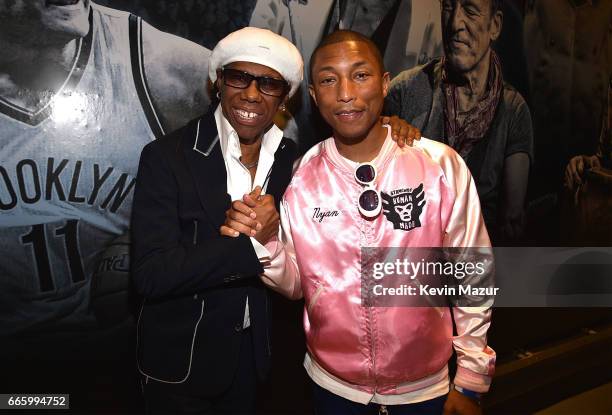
[368,306,377,393]
[193,219,198,245]
[363,216,377,394]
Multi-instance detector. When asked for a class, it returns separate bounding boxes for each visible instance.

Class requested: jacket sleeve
[258,197,302,300]
[442,152,496,393]
[131,142,263,300]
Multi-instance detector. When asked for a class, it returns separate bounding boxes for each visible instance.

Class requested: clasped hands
[220,186,279,245]
[220,116,421,241]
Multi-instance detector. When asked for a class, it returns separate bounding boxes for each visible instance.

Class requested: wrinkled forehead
[440,0,496,17]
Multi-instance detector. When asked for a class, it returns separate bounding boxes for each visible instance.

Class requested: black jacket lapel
[266,138,297,209]
[182,112,298,221]
[182,113,230,226]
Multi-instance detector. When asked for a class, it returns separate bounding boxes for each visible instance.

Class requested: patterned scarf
[442,51,504,158]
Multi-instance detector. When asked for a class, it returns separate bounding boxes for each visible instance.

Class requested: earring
[280,104,286,112]
[216,91,221,100]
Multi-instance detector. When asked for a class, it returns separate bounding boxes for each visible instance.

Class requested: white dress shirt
[214,105,283,328]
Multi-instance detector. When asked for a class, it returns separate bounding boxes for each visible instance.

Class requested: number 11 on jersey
[21,220,85,292]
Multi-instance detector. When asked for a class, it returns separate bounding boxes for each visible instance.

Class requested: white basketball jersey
[0,4,162,335]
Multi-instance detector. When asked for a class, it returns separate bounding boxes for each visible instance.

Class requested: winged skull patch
[381,183,426,231]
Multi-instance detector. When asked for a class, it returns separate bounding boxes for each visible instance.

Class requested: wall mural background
[0,0,610,413]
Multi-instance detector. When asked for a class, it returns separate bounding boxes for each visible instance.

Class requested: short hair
[309,30,385,81]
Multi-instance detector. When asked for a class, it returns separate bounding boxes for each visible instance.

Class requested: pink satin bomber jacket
[262,129,496,396]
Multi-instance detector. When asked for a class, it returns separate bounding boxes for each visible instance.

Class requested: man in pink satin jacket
[222,30,495,415]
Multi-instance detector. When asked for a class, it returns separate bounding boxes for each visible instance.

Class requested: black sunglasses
[221,68,289,97]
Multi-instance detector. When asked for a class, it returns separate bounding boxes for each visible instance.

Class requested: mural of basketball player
[249,0,443,145]
[251,0,441,74]
[0,0,211,337]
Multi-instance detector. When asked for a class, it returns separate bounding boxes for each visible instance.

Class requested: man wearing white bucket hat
[132,26,303,413]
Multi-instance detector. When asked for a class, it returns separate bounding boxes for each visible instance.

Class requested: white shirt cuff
[250,237,271,261]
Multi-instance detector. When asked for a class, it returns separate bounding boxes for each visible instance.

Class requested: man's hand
[564,154,601,190]
[381,115,421,148]
[221,200,260,238]
[220,186,280,245]
[443,389,482,415]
